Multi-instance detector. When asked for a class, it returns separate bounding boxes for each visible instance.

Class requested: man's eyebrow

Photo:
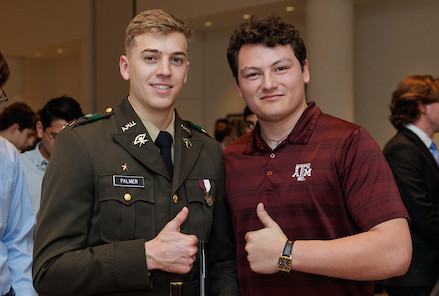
[240,57,293,73]
[141,49,187,57]
[172,51,187,57]
[272,57,293,65]
[240,65,260,72]
[141,49,160,54]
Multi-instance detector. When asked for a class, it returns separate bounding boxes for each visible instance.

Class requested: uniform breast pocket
[184,177,216,240]
[99,174,155,242]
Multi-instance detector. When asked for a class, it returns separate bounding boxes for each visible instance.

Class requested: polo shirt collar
[31,142,49,170]
[244,101,321,154]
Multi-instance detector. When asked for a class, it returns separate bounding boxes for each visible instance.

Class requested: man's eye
[246,121,255,129]
[247,73,259,78]
[171,57,183,64]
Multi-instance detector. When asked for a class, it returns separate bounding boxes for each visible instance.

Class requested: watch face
[278,256,292,273]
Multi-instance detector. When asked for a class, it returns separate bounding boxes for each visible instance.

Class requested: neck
[413,119,434,139]
[0,130,9,139]
[39,143,50,161]
[0,130,15,145]
[258,103,307,149]
[128,96,174,130]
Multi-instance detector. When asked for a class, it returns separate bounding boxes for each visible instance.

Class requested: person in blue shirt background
[0,50,37,296]
[21,95,84,216]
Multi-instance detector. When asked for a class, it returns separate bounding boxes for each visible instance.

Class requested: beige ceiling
[0,0,379,59]
[0,0,305,58]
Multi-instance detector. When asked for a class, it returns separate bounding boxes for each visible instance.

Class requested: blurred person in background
[0,51,37,296]
[243,105,257,134]
[21,95,84,215]
[214,119,237,149]
[0,102,36,152]
[380,75,439,296]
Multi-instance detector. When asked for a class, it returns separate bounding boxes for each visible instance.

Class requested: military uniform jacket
[33,98,239,296]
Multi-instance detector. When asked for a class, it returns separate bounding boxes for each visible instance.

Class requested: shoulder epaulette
[68,110,113,128]
[185,120,212,138]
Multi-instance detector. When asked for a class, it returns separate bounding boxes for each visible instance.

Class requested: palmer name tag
[113,175,145,188]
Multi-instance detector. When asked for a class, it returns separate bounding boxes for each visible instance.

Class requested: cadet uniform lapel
[172,115,202,192]
[111,98,170,180]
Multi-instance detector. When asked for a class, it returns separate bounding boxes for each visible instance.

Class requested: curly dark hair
[389,75,439,129]
[0,51,10,88]
[0,102,36,131]
[227,14,306,81]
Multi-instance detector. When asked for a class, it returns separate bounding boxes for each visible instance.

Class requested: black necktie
[155,131,173,180]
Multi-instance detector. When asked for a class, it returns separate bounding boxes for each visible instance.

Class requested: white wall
[23,54,82,112]
[175,27,246,136]
[355,0,439,147]
[1,0,92,114]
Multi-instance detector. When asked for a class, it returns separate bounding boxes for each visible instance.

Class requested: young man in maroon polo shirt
[223,15,412,296]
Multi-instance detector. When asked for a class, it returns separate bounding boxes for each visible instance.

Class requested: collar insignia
[183,137,192,150]
[121,121,137,132]
[181,123,192,135]
[133,133,148,147]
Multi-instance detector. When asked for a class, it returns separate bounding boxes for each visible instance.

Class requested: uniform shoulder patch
[69,110,113,128]
[185,121,212,138]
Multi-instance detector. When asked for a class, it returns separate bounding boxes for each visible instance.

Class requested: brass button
[124,193,132,201]
[105,107,113,113]
[172,194,178,204]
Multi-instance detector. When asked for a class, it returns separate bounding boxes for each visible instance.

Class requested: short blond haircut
[124,9,192,55]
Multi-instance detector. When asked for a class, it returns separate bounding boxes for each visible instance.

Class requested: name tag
[113,175,145,188]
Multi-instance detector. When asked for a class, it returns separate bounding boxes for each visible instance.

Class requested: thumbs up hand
[145,207,198,274]
[244,203,288,274]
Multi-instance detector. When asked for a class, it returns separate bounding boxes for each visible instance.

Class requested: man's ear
[36,121,44,138]
[183,61,190,84]
[119,55,130,81]
[302,59,310,84]
[236,79,244,99]
[418,102,427,114]
[9,122,20,134]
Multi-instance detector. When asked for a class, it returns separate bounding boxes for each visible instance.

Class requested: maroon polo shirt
[223,102,408,296]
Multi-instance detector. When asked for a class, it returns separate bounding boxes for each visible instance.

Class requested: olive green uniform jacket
[33,98,239,296]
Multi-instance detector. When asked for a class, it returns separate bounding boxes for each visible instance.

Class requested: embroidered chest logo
[121,121,136,132]
[292,163,312,181]
[133,133,148,147]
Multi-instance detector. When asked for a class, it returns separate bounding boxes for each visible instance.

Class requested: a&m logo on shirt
[292,163,312,181]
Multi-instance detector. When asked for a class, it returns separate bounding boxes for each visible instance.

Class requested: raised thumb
[256,202,276,228]
[163,207,189,232]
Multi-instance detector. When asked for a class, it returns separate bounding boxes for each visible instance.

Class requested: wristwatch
[277,240,293,273]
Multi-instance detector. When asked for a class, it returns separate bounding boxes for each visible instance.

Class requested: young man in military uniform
[33,9,238,296]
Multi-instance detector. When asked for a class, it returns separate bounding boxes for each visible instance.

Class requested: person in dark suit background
[381,75,439,296]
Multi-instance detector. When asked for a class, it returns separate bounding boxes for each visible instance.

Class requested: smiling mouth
[260,94,283,100]
[151,84,172,90]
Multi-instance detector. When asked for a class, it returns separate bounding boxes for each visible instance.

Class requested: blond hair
[124,9,192,55]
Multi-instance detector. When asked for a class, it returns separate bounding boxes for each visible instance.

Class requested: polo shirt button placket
[267,153,275,176]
